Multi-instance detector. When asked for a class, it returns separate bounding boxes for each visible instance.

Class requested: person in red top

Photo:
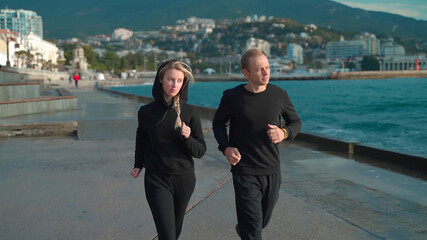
[72,73,80,88]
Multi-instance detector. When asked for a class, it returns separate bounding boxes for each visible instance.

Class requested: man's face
[242,55,270,87]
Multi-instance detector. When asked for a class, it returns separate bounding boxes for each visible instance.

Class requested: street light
[5,29,11,67]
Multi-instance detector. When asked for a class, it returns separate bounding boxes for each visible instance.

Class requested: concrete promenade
[0,81,426,240]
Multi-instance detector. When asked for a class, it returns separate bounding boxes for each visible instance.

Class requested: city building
[326,35,365,60]
[243,15,268,23]
[381,56,427,71]
[20,32,59,69]
[381,38,405,57]
[287,43,304,64]
[86,34,111,46]
[133,31,168,39]
[355,32,380,56]
[1,30,58,69]
[0,29,19,67]
[72,45,88,71]
[0,9,43,38]
[326,33,380,61]
[175,17,215,33]
[112,28,133,41]
[245,37,271,56]
[299,32,309,39]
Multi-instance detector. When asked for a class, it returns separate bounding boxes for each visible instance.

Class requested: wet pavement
[0,82,426,240]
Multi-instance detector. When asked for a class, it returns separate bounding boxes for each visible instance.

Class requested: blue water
[108,78,427,157]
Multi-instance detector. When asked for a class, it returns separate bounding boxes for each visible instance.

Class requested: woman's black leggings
[144,170,195,240]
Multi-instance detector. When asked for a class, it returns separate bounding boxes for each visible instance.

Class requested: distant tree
[345,61,356,71]
[61,43,76,65]
[15,50,29,67]
[63,50,73,65]
[99,51,121,73]
[361,56,380,71]
[120,57,130,71]
[314,60,323,69]
[81,45,99,65]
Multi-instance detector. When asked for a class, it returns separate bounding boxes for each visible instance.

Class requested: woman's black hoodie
[134,60,206,175]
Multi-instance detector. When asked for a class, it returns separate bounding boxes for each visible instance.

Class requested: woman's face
[160,68,185,100]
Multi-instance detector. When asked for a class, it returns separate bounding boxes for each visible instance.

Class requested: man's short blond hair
[241,49,267,70]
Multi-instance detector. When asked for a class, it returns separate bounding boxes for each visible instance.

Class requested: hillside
[2,0,427,40]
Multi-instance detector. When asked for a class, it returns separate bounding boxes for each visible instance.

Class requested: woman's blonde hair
[158,60,194,129]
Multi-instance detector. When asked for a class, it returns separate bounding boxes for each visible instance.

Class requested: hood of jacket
[152,59,191,107]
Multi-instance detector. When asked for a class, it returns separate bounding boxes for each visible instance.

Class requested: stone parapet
[0,121,77,137]
[0,94,78,118]
[0,82,41,101]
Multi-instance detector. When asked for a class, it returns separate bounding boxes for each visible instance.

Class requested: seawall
[334,70,427,79]
[0,81,78,118]
[97,83,427,178]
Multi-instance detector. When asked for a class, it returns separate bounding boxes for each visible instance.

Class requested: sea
[107,77,427,158]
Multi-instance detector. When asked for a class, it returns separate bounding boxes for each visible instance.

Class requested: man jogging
[212,48,301,239]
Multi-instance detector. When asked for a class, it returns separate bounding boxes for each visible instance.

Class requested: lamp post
[27,48,31,68]
[5,29,11,67]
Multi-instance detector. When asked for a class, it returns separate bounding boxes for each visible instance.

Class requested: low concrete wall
[0,82,41,101]
[0,96,78,118]
[293,132,426,175]
[0,69,29,83]
[0,121,77,137]
[334,70,427,79]
[1,67,68,83]
[294,132,358,156]
[354,144,427,171]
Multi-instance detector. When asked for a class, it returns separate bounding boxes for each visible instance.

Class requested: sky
[333,0,427,21]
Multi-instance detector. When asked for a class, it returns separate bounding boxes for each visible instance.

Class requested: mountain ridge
[2,0,426,40]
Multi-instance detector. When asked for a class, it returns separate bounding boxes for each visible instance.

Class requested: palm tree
[14,50,28,68]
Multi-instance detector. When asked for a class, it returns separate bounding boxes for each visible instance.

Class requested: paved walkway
[0,82,426,240]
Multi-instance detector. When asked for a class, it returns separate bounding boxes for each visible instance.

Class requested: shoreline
[333,70,427,80]
[102,70,427,83]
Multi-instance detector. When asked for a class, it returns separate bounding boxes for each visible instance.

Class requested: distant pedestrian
[212,49,301,239]
[130,59,206,240]
[68,75,73,84]
[72,73,80,88]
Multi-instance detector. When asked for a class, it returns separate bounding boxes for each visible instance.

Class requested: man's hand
[267,124,286,144]
[130,168,141,178]
[181,122,191,139]
[224,147,241,166]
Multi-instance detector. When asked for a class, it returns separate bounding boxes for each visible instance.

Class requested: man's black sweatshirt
[212,84,301,175]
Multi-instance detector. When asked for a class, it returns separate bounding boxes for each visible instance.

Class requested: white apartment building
[287,43,304,64]
[245,37,271,57]
[326,33,380,61]
[175,17,215,33]
[381,38,405,57]
[113,28,133,41]
[1,31,59,69]
[0,9,43,38]
[0,29,19,67]
[356,32,380,55]
[326,36,363,60]
[20,32,59,69]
